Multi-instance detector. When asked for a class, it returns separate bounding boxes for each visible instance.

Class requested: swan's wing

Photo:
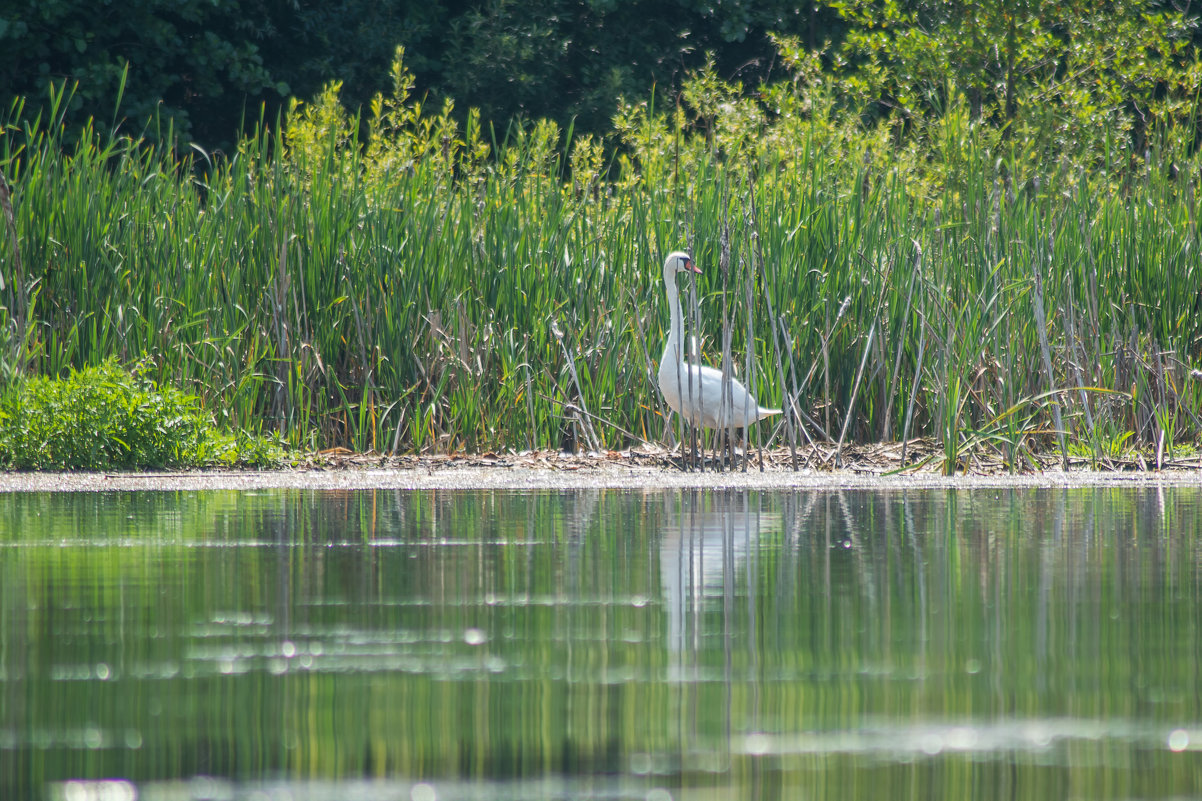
[663,360,780,426]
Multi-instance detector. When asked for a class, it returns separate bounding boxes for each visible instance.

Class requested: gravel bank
[2,448,1200,492]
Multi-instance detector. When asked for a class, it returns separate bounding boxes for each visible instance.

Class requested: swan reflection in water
[659,490,782,659]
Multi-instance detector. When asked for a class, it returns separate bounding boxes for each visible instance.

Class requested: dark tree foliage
[0,0,842,149]
[0,0,287,148]
[256,0,453,126]
[438,0,840,135]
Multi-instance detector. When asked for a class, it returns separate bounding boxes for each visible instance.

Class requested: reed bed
[2,57,1201,471]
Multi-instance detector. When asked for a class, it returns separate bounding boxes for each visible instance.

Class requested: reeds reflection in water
[2,486,1200,800]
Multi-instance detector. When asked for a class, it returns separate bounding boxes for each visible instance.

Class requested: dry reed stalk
[0,169,27,372]
[900,315,927,467]
[718,219,734,471]
[882,242,921,440]
[1031,233,1068,469]
[743,249,760,471]
[744,174,799,468]
[550,318,600,452]
[835,258,890,468]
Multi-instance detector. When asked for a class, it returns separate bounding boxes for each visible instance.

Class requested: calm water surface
[1,487,1200,800]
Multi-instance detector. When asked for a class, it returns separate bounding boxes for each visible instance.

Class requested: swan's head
[663,251,701,283]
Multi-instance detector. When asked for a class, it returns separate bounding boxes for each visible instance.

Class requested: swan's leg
[730,426,748,457]
[668,422,702,469]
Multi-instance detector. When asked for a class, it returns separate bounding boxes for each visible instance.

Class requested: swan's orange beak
[685,258,701,274]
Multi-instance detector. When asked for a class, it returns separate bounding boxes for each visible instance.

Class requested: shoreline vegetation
[4,13,1202,476]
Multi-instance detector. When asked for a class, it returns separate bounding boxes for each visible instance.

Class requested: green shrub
[0,360,284,470]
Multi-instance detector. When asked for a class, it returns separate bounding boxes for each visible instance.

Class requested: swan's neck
[661,272,685,368]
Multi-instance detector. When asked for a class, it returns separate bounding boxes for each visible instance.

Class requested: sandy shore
[2,447,1200,492]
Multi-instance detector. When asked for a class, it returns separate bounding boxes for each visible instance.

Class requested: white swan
[657,251,781,431]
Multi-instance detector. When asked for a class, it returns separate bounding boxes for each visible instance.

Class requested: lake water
[1,486,1200,800]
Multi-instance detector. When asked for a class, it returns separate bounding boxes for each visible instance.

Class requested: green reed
[2,52,1201,466]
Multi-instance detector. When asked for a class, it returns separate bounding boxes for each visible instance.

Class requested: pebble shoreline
[2,455,1200,493]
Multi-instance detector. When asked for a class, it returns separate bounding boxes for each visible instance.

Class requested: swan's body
[657,251,781,430]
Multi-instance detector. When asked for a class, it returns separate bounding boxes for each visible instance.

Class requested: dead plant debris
[305,439,1202,477]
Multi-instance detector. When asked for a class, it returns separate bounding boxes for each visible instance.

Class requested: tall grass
[1,50,1201,468]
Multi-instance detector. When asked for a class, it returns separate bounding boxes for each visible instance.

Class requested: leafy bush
[0,360,283,470]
